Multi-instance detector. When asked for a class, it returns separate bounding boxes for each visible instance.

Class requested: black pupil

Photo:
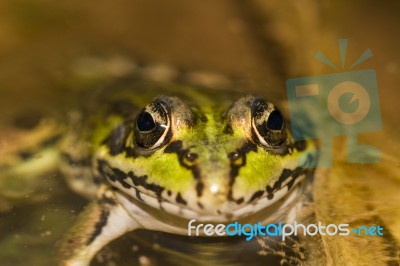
[266,110,283,130]
[136,111,156,131]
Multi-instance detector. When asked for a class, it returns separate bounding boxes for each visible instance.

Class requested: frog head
[96,94,314,222]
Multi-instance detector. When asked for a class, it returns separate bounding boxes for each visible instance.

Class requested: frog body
[50,70,317,265]
[0,65,317,265]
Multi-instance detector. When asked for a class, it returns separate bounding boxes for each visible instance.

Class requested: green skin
[15,80,315,265]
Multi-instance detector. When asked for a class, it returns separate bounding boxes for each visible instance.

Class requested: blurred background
[1,0,399,137]
[0,0,399,265]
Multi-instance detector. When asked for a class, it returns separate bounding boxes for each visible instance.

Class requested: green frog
[1,65,316,265]
[57,71,317,265]
[3,59,400,266]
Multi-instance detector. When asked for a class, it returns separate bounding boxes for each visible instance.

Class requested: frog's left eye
[134,100,171,149]
[251,98,287,147]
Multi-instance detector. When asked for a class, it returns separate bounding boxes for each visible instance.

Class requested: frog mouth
[113,182,306,239]
[115,172,307,224]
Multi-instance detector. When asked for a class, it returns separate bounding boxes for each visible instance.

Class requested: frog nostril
[184,152,198,162]
[228,151,245,167]
[228,152,240,160]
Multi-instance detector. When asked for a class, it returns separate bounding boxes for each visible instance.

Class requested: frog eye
[136,111,156,131]
[134,100,171,149]
[251,98,287,147]
[266,110,284,130]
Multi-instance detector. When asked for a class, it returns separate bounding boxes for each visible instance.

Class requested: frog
[56,68,320,265]
[0,62,318,265]
[3,57,400,266]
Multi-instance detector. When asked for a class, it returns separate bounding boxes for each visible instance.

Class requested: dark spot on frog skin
[227,142,257,203]
[175,192,187,205]
[87,209,109,245]
[265,167,312,200]
[102,123,132,156]
[196,182,204,197]
[135,189,144,202]
[249,190,265,203]
[223,124,234,135]
[97,160,165,201]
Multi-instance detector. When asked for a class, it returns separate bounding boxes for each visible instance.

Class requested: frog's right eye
[134,100,171,149]
[250,98,287,147]
[136,111,156,131]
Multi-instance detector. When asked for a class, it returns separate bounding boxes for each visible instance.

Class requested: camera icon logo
[327,80,371,125]
[286,39,382,168]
